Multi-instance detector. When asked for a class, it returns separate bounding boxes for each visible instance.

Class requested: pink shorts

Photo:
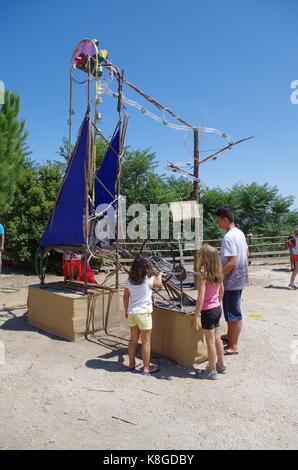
[294,255,298,262]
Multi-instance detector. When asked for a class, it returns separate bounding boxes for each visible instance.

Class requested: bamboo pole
[115,70,124,289]
[190,128,201,290]
[84,65,92,295]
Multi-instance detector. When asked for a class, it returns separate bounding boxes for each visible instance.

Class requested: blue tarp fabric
[40,114,120,248]
[94,127,120,211]
[40,113,90,247]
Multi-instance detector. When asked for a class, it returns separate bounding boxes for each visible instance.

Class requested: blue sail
[40,112,90,247]
[94,126,120,211]
[40,113,121,249]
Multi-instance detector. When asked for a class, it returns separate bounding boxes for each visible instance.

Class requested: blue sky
[1,0,298,208]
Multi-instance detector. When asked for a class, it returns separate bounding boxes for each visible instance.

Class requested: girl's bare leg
[140,329,152,373]
[290,261,298,285]
[139,329,160,373]
[215,327,225,367]
[128,326,140,368]
[203,329,217,372]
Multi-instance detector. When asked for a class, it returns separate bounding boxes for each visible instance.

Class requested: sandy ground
[0,258,298,451]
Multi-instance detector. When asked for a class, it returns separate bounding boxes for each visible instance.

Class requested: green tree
[120,148,193,208]
[119,148,196,241]
[2,160,64,266]
[6,120,298,270]
[165,176,192,202]
[201,182,298,239]
[0,90,30,213]
[58,135,108,168]
[121,147,162,207]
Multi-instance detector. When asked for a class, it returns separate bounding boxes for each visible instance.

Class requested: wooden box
[151,305,208,367]
[27,282,120,341]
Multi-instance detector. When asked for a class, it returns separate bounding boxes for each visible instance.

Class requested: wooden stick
[112,416,138,426]
[199,136,254,165]
[123,78,193,128]
[102,58,193,128]
[143,389,159,396]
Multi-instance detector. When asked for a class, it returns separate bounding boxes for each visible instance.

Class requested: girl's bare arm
[123,288,130,317]
[153,272,163,288]
[219,282,224,303]
[194,277,206,317]
[193,277,205,330]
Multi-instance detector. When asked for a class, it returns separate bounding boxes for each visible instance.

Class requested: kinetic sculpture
[39,38,252,310]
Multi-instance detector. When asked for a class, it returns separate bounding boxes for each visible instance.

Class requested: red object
[63,259,98,284]
[78,264,98,284]
[75,55,84,65]
[287,241,295,248]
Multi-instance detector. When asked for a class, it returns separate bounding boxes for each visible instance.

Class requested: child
[123,255,163,375]
[62,253,98,284]
[286,228,298,289]
[193,244,225,380]
[286,235,295,271]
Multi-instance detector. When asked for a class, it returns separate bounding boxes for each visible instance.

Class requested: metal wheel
[139,240,176,283]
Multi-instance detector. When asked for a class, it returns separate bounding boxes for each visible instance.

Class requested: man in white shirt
[215,205,249,355]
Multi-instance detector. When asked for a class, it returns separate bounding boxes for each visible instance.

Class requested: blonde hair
[197,244,223,285]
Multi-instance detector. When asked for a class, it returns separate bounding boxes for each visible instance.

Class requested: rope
[85,292,97,338]
[35,246,49,283]
[0,287,21,293]
[93,45,100,207]
[68,69,75,160]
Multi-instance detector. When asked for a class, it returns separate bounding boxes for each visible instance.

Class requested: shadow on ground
[271,268,292,273]
[85,335,199,381]
[264,285,292,290]
[0,312,66,341]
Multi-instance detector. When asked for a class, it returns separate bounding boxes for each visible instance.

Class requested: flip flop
[128,362,142,372]
[140,366,160,375]
[224,350,239,356]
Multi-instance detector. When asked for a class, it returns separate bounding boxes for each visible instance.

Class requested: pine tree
[0,90,30,213]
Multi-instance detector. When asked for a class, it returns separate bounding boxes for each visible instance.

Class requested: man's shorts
[201,305,222,330]
[294,254,298,262]
[222,290,243,322]
[127,312,152,330]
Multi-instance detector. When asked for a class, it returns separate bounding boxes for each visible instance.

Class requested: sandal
[205,363,227,374]
[224,349,239,356]
[140,365,160,375]
[128,362,142,372]
[196,370,218,380]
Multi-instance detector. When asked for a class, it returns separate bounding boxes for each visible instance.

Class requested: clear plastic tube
[105,87,232,143]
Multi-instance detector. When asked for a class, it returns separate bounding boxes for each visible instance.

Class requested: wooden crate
[27,282,120,341]
[151,306,208,367]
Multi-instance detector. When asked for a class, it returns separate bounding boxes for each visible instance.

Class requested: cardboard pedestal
[151,306,208,367]
[27,282,120,341]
